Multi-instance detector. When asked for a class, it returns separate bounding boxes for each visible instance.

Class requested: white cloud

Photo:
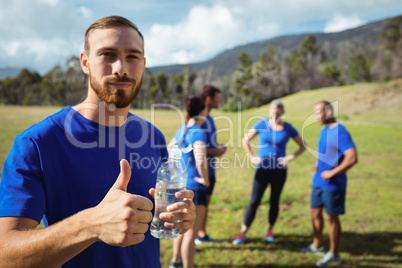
[144,4,279,67]
[0,0,93,73]
[1,0,402,73]
[38,0,60,6]
[324,14,367,33]
[79,7,93,19]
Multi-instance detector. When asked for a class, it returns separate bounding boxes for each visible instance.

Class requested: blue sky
[1,0,402,74]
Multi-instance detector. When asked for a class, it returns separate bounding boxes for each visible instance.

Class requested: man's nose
[112,57,127,77]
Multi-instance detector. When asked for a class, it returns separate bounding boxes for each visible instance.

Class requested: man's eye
[128,54,141,60]
[101,52,115,57]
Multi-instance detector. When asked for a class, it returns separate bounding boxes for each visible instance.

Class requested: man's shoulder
[201,114,216,130]
[18,107,70,140]
[337,123,350,133]
[284,121,296,130]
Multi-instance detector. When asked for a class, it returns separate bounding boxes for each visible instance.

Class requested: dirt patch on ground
[346,79,402,117]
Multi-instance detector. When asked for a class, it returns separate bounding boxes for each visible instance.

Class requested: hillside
[1,79,401,176]
[241,79,402,128]
[148,16,389,76]
[0,67,22,80]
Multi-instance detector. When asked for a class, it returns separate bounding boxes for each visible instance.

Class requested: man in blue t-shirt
[0,16,195,268]
[195,85,227,245]
[301,101,357,267]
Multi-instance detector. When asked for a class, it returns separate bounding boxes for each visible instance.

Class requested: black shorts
[193,190,208,206]
[206,175,216,196]
[311,185,346,215]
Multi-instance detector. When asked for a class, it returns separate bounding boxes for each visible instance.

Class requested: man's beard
[89,70,143,108]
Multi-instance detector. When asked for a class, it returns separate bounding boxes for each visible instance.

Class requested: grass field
[0,80,401,267]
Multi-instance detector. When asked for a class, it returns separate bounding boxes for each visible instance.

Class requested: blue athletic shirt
[201,115,217,176]
[174,124,207,191]
[312,123,356,191]
[252,119,299,169]
[0,106,168,268]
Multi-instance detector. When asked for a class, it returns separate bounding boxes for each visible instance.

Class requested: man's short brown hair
[200,85,221,101]
[84,16,143,54]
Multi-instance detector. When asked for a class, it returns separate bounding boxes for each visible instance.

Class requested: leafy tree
[156,72,169,99]
[381,15,402,54]
[300,34,319,57]
[233,51,253,109]
[256,45,280,86]
[173,65,197,107]
[284,50,303,93]
[253,45,281,106]
[321,63,342,84]
[349,54,372,83]
[64,56,87,105]
[222,97,236,112]
[1,69,42,105]
[150,84,159,101]
[40,66,67,106]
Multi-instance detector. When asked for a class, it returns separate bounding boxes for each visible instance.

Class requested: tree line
[1,16,401,110]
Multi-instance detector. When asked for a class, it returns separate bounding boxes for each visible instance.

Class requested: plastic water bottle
[150,145,190,240]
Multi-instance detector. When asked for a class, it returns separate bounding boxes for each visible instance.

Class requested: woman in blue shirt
[168,97,209,268]
[233,99,306,244]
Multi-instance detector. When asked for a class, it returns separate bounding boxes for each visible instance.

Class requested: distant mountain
[0,67,22,79]
[148,17,388,77]
[0,16,394,81]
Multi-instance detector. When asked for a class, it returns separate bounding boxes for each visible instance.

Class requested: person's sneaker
[300,243,325,255]
[169,258,182,268]
[232,233,247,245]
[265,230,274,243]
[195,234,220,245]
[316,252,341,267]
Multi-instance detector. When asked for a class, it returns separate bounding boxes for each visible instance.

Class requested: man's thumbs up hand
[111,159,132,192]
[86,159,153,247]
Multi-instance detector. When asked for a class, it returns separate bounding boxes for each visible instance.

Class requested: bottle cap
[169,145,182,160]
[169,144,193,160]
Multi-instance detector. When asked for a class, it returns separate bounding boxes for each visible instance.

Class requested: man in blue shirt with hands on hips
[0,16,195,268]
[301,101,358,267]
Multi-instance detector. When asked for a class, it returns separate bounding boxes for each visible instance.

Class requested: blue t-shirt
[252,119,299,169]
[312,123,356,191]
[201,115,217,176]
[0,106,168,268]
[174,124,207,191]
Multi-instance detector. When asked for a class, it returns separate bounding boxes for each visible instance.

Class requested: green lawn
[0,80,401,267]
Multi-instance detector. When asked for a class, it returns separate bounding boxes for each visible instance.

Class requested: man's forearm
[330,155,357,177]
[0,209,97,268]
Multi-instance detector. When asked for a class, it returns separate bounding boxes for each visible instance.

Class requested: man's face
[82,26,145,108]
[314,103,326,125]
[209,93,221,109]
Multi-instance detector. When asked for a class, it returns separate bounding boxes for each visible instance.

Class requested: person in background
[0,16,195,268]
[301,101,357,267]
[168,97,209,268]
[233,99,305,245]
[195,85,227,245]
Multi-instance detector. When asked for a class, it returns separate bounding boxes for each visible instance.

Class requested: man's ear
[325,108,333,119]
[80,52,89,75]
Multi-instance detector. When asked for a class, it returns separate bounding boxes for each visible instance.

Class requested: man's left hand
[149,189,195,234]
[320,170,333,180]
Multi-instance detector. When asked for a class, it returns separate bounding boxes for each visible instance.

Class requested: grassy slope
[0,80,401,267]
[157,80,402,267]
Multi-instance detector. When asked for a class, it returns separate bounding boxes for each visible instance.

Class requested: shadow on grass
[196,231,402,267]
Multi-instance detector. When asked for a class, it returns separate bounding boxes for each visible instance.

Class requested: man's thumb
[112,159,132,191]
